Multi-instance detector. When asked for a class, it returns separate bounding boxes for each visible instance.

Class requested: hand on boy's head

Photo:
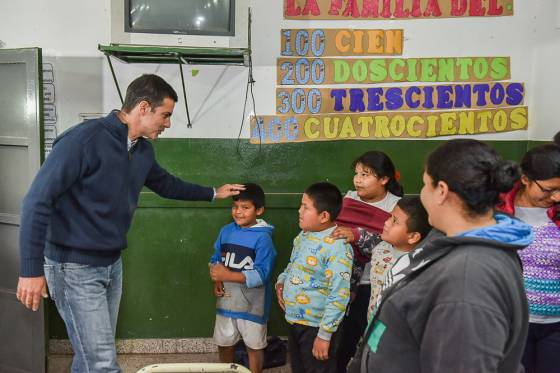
[214,184,246,199]
[330,226,355,243]
[275,283,285,311]
[312,336,330,361]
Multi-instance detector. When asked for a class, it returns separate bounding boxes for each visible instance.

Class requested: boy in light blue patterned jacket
[275,182,352,373]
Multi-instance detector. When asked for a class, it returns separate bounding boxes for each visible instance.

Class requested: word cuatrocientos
[251,107,528,143]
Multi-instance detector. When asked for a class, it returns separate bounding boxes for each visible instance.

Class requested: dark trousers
[522,321,560,373]
[336,284,371,373]
[288,324,340,373]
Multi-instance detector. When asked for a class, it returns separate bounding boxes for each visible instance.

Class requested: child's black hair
[396,196,431,240]
[521,144,560,181]
[304,182,343,221]
[232,183,265,209]
[426,139,520,217]
[352,151,404,197]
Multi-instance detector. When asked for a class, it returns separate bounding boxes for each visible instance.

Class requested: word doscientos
[277,57,509,85]
[251,106,527,143]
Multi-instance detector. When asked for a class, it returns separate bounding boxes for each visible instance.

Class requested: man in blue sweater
[16,74,244,373]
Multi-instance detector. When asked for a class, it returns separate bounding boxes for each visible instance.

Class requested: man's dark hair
[121,74,178,113]
[232,183,265,209]
[396,196,431,240]
[304,182,343,221]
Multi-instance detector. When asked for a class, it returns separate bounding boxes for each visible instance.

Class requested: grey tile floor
[48,353,291,373]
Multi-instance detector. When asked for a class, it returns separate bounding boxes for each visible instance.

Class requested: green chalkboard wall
[48,138,533,339]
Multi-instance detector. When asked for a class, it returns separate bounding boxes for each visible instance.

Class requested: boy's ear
[407,231,422,245]
[256,207,265,216]
[319,211,331,224]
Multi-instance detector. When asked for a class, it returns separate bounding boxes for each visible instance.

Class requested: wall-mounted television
[111,0,248,48]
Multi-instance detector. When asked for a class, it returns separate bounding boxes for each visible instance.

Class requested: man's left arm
[144,160,243,200]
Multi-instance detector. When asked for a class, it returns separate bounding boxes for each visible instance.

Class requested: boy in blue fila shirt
[276,182,353,373]
[209,183,276,373]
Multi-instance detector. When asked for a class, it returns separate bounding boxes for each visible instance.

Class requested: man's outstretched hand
[214,184,246,199]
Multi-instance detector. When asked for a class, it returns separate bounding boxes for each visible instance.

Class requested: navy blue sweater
[20,111,214,277]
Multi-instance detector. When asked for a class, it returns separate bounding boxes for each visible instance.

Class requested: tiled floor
[48,353,291,373]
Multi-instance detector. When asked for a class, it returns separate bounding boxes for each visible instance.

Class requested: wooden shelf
[98,44,250,66]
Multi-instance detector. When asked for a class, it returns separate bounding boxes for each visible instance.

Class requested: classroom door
[0,48,45,373]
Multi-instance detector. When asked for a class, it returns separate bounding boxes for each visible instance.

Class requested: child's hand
[210,263,229,282]
[214,281,225,297]
[312,336,330,361]
[330,226,355,243]
[275,283,285,311]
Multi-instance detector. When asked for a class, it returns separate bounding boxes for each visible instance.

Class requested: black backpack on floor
[234,336,288,369]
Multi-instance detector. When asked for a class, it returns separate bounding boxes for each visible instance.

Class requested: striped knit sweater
[497,184,560,319]
[519,221,560,317]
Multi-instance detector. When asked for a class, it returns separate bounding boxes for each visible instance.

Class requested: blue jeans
[44,257,123,373]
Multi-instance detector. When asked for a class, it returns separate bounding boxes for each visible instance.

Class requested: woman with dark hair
[496,144,560,373]
[329,150,403,372]
[348,139,533,373]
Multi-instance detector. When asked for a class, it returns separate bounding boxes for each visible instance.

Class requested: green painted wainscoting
[48,138,532,339]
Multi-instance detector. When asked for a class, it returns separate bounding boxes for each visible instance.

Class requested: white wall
[0,0,110,56]
[1,0,559,140]
[527,0,560,140]
[0,0,109,142]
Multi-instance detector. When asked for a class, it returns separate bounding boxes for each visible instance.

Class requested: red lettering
[394,0,410,17]
[488,0,503,15]
[451,0,467,16]
[380,0,392,18]
[342,0,360,18]
[469,0,486,16]
[288,0,504,20]
[329,0,343,15]
[411,0,422,17]
[423,0,442,17]
[361,0,379,17]
[285,0,301,16]
[302,0,321,16]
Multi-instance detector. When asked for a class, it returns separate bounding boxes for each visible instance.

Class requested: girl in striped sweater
[497,144,560,373]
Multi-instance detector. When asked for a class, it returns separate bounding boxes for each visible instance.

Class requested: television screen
[126,0,235,36]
